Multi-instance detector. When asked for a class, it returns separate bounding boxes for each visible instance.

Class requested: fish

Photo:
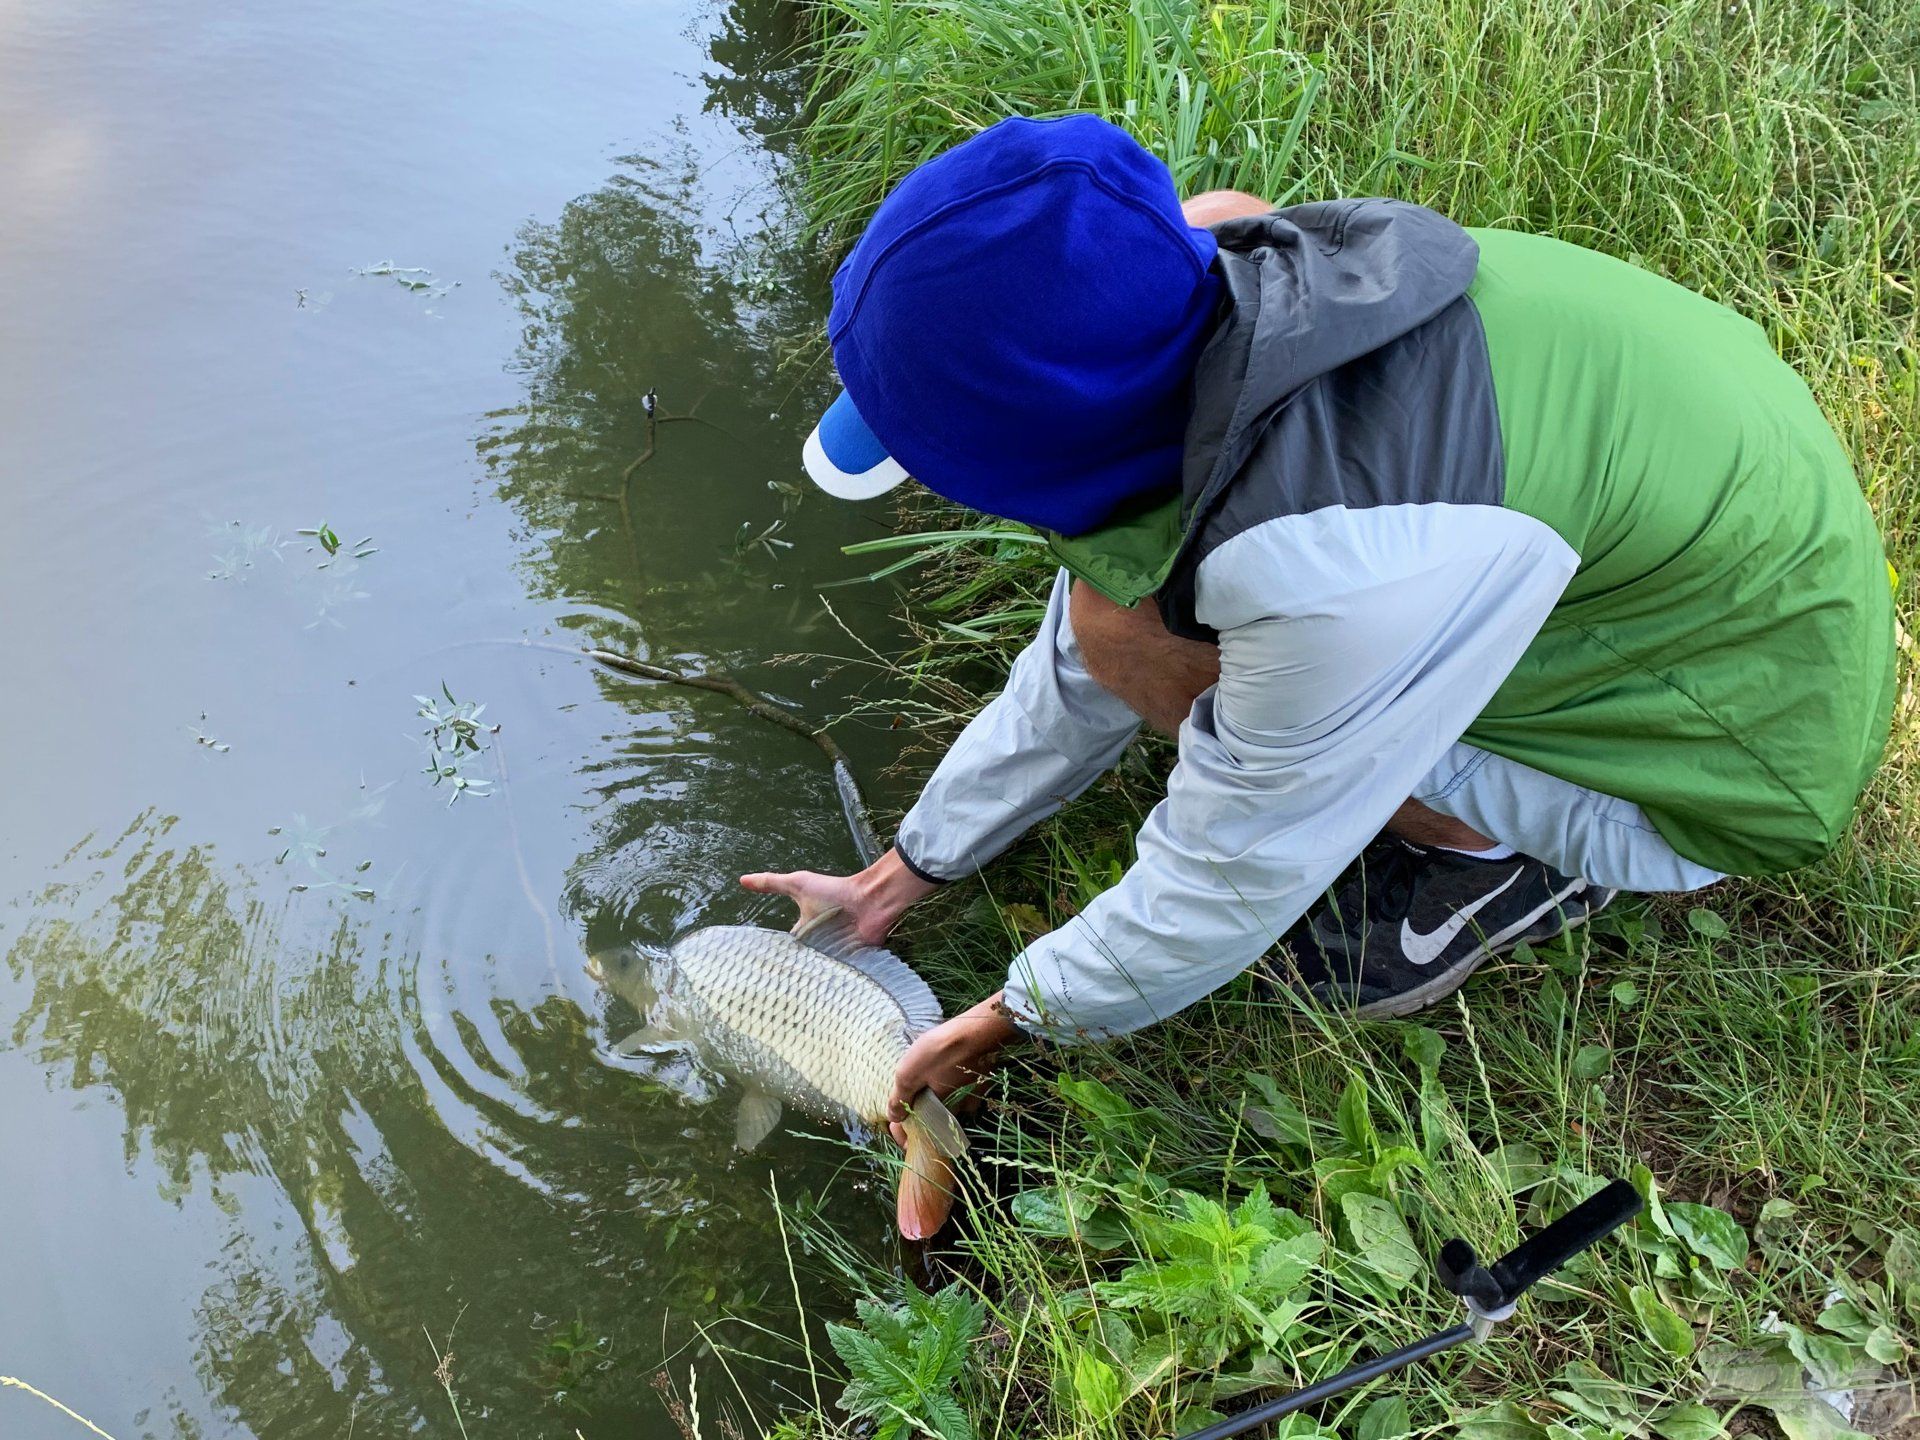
[590,909,968,1239]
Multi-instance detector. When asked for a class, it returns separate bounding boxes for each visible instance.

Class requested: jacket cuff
[893,838,953,887]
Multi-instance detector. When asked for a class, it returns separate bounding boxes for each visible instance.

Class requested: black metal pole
[1170,1181,1644,1440]
[1175,1323,1477,1440]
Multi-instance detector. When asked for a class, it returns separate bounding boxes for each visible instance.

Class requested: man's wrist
[853,849,940,924]
[970,990,1021,1046]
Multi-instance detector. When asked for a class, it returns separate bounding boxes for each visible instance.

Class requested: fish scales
[668,925,914,1123]
[592,914,964,1237]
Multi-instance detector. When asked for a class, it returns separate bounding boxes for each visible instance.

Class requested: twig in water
[583,646,883,865]
[432,635,885,865]
[422,1313,471,1440]
[492,727,560,989]
[1,1376,120,1439]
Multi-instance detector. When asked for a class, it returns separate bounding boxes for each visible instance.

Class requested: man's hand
[887,992,1020,1146]
[740,848,939,947]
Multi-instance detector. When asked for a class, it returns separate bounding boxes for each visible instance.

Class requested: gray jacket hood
[1181,199,1481,512]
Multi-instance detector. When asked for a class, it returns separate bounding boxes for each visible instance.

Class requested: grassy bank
[774,4,1920,1440]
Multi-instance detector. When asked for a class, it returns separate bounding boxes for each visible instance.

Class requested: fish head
[585,941,663,1014]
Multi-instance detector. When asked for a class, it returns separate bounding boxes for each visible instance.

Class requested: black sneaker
[1272,838,1617,1018]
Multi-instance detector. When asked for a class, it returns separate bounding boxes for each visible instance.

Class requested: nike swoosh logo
[1476,877,1590,953]
[1399,869,1525,966]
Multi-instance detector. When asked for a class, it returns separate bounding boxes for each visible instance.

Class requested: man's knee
[1068,578,1220,734]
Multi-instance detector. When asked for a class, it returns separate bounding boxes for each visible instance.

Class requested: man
[743,114,1896,1138]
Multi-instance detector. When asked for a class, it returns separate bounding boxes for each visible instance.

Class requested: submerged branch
[583,646,884,866]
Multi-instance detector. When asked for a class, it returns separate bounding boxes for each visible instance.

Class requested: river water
[0,3,922,1435]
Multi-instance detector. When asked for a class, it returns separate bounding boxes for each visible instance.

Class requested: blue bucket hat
[802,114,1220,537]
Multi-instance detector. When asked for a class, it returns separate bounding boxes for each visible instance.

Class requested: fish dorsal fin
[792,908,944,1036]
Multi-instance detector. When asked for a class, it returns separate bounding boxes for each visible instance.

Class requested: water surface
[0,3,919,1434]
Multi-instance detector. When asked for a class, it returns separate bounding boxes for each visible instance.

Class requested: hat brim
[802,390,911,501]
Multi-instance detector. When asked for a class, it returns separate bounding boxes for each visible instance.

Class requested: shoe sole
[1337,885,1621,1020]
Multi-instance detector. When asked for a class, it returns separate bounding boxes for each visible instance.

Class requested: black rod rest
[1172,1179,1645,1440]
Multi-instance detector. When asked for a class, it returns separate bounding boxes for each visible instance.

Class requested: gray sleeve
[894,569,1142,882]
[1002,503,1580,1042]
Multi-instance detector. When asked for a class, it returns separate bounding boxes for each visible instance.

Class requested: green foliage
[532,1317,612,1415]
[415,683,498,804]
[1628,1285,1695,1358]
[825,1285,985,1440]
[785,0,1920,1436]
[1094,1186,1321,1369]
[1666,1204,1749,1272]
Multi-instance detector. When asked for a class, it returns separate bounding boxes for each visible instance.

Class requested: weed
[535,1317,614,1414]
[352,261,458,300]
[416,683,498,805]
[826,1284,985,1440]
[188,713,231,754]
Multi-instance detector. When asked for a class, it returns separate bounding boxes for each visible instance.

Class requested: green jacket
[1048,210,1895,876]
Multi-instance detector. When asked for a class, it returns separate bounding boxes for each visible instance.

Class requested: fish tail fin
[897,1116,958,1241]
[911,1088,969,1158]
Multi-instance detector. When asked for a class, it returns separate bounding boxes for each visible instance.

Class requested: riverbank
[777,2,1920,1438]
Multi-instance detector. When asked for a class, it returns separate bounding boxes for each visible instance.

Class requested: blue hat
[802,114,1220,537]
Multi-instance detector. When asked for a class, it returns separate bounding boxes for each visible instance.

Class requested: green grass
[770,3,1920,1439]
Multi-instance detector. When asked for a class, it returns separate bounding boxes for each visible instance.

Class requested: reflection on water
[0,0,917,1435]
[4,810,873,1434]
[480,147,840,663]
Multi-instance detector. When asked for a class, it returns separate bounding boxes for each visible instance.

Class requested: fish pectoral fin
[734,1088,784,1151]
[610,1023,681,1057]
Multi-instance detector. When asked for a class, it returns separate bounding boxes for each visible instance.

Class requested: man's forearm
[851,848,942,928]
[897,570,1141,880]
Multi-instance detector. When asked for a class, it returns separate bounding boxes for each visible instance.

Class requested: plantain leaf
[1652,1403,1725,1440]
[1341,1193,1422,1289]
[1336,1075,1376,1159]
[1357,1395,1411,1440]
[1668,1203,1748,1270]
[1456,1400,1549,1440]
[1629,1285,1695,1357]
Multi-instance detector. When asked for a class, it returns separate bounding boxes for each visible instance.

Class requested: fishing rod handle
[1440,1178,1644,1312]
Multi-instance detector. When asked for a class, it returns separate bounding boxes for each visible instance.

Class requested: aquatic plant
[352,260,458,299]
[416,683,498,805]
